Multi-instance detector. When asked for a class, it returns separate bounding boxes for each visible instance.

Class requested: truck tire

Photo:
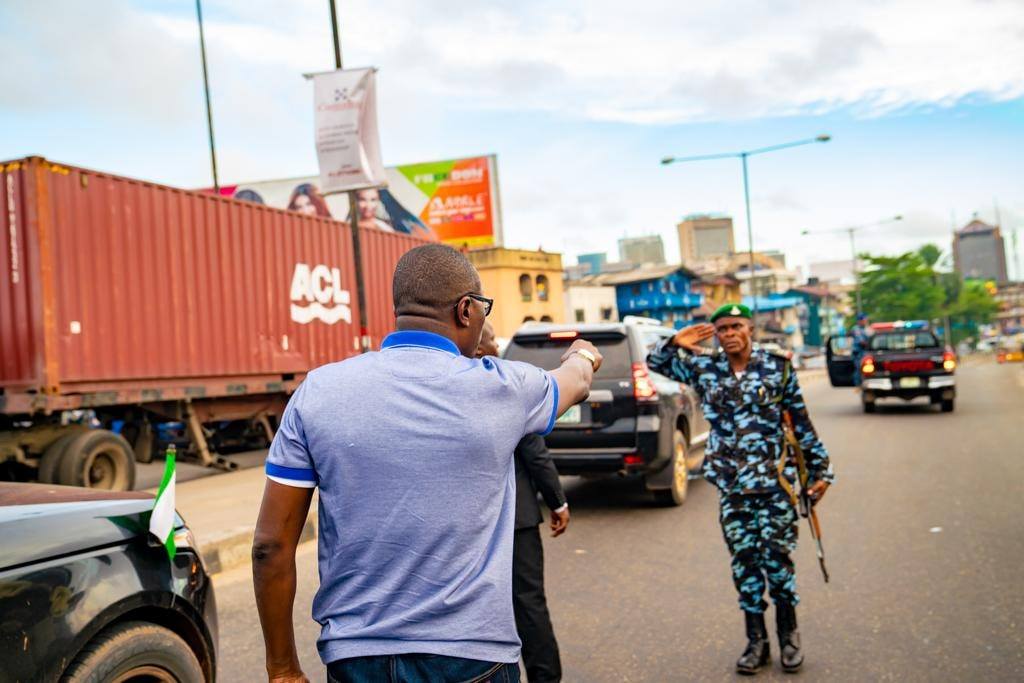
[61,620,204,683]
[37,432,79,484]
[941,398,955,413]
[863,399,876,414]
[652,429,688,507]
[56,430,136,490]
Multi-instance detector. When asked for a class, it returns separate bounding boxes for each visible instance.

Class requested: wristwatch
[570,348,597,369]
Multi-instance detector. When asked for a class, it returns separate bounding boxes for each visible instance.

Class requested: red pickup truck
[826,321,957,413]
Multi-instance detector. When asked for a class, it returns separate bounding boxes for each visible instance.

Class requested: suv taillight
[942,350,956,372]
[632,362,659,402]
[861,355,876,375]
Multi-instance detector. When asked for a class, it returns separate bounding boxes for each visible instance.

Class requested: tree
[948,279,1000,343]
[858,251,944,323]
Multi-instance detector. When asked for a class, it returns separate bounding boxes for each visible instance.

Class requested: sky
[2,0,1023,278]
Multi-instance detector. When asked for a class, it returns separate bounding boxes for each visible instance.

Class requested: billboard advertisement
[213,155,502,248]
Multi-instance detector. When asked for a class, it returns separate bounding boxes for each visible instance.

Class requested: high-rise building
[618,235,666,266]
[577,252,608,275]
[677,214,735,264]
[953,220,1008,283]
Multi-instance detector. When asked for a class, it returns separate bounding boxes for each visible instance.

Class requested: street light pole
[326,0,371,352]
[802,215,902,317]
[662,134,830,340]
[195,0,219,191]
[740,152,757,323]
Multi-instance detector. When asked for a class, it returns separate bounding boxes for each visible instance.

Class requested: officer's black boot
[775,602,804,673]
[736,611,771,675]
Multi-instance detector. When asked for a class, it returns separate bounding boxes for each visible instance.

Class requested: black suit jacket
[514,434,567,530]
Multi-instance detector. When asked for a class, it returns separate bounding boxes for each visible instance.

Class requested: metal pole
[327,0,371,352]
[849,227,861,315]
[196,0,219,191]
[741,152,758,337]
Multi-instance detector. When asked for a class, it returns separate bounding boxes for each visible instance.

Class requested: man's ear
[455,296,471,328]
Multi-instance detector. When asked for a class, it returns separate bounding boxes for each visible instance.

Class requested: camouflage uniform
[648,341,834,613]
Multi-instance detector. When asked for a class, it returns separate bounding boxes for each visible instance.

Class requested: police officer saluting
[648,303,834,675]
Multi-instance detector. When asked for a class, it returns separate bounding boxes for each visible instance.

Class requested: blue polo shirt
[265,330,559,665]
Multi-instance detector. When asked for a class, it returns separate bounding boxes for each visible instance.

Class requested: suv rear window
[505,336,633,378]
[870,332,940,351]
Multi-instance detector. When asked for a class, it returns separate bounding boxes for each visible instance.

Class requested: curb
[199,513,317,576]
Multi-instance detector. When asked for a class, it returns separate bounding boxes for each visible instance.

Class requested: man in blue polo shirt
[252,244,601,683]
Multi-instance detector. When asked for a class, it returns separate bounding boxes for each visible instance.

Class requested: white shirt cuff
[553,503,569,514]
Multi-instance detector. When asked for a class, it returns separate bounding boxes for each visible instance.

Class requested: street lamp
[662,134,831,335]
[801,214,903,315]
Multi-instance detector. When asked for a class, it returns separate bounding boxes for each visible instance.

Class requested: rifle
[780,411,830,583]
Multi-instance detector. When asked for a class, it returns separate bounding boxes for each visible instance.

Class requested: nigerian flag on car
[149,444,177,561]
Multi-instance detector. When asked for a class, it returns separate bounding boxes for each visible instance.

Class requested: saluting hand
[672,323,716,353]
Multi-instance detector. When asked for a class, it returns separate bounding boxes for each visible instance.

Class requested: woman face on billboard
[356,188,380,221]
[288,183,331,218]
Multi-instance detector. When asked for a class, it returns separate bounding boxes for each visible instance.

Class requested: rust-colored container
[0,157,426,415]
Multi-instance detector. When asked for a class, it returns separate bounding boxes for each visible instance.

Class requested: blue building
[577,252,608,275]
[605,265,704,329]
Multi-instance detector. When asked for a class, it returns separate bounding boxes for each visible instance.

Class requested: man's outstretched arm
[252,480,314,683]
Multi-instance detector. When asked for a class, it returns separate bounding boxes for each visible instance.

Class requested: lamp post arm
[745,137,822,157]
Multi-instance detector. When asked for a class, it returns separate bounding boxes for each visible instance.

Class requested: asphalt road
[213,360,1024,682]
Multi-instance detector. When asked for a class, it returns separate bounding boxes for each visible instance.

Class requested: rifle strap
[776,360,807,508]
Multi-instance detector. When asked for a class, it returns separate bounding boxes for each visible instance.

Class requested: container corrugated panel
[1,157,419,405]
[359,228,430,348]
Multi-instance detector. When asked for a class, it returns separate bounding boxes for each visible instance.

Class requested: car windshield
[505,335,633,378]
[870,332,940,351]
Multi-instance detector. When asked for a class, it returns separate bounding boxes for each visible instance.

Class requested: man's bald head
[393,244,481,318]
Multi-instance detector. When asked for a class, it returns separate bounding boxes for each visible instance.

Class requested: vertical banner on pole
[312,67,387,193]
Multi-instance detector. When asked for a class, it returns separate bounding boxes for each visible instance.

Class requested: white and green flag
[149,444,177,561]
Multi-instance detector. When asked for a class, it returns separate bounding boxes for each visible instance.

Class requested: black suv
[0,482,217,682]
[505,321,708,505]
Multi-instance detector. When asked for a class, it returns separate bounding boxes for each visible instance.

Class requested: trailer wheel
[38,433,79,484]
[56,430,136,490]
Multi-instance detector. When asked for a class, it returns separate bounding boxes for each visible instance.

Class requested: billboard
[214,154,502,248]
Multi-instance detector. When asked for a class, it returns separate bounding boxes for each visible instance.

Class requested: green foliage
[858,251,944,322]
[854,242,1000,344]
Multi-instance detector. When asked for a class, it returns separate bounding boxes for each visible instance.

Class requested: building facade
[994,281,1024,335]
[953,220,1009,283]
[603,264,703,329]
[618,235,666,266]
[466,247,565,339]
[564,276,619,324]
[677,215,735,264]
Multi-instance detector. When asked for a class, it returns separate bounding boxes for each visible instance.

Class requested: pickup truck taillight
[632,362,659,402]
[942,351,957,372]
[861,355,876,375]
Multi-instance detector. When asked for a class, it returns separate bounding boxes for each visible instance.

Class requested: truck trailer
[1,157,428,489]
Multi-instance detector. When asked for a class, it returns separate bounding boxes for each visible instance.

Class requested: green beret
[710,303,752,322]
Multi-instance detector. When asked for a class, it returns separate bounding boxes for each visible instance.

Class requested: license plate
[557,404,581,424]
[900,377,922,388]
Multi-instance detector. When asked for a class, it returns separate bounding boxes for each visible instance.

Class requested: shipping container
[0,157,427,488]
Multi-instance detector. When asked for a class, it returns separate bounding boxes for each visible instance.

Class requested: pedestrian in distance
[251,243,602,683]
[648,303,834,675]
[477,322,569,683]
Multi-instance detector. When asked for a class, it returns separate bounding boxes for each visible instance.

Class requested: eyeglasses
[458,293,494,317]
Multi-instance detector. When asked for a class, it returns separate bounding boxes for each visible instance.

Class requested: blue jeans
[327,654,520,683]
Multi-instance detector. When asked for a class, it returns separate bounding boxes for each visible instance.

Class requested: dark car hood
[0,483,157,571]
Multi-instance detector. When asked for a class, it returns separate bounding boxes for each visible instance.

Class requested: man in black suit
[478,323,570,683]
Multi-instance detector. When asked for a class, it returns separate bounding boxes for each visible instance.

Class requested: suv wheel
[653,429,688,507]
[62,621,204,683]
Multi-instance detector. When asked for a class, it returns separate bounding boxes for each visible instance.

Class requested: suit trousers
[513,525,562,683]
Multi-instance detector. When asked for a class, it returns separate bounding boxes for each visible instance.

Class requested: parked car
[504,321,708,505]
[826,320,957,413]
[0,482,217,682]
